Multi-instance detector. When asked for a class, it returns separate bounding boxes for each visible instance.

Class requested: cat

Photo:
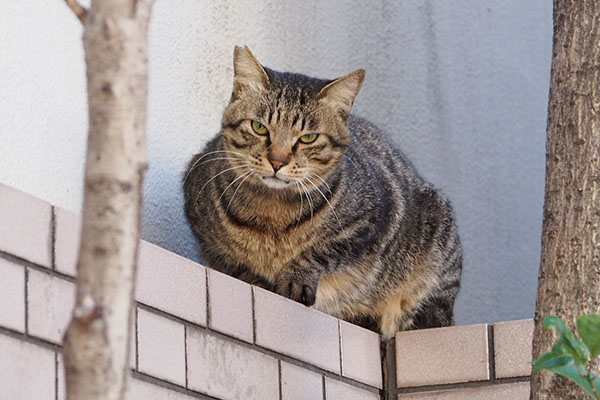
[183,46,462,340]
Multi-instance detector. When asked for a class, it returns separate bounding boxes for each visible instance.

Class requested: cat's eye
[251,120,268,136]
[299,133,319,144]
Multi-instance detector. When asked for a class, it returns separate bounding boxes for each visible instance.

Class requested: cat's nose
[269,159,287,172]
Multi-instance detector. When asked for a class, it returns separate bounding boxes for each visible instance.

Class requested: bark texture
[62,1,153,399]
[531,0,600,398]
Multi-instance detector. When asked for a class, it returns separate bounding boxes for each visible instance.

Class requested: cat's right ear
[317,69,365,119]
[232,46,269,97]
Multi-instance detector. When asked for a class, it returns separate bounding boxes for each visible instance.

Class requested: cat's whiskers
[183,150,248,184]
[297,180,314,226]
[190,156,246,174]
[213,170,254,217]
[305,176,346,236]
[226,170,254,213]
[293,181,304,228]
[193,163,251,207]
[310,172,333,196]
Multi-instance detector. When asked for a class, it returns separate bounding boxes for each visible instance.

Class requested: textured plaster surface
[0,0,552,324]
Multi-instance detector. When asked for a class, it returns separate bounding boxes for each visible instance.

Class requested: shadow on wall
[141,165,202,263]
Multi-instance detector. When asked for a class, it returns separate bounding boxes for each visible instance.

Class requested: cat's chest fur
[215,196,315,280]
[224,228,298,279]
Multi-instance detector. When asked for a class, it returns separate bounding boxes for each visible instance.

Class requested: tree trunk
[62,1,153,399]
[531,0,600,398]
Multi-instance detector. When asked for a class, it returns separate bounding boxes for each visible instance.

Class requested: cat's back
[343,114,426,199]
[343,113,460,275]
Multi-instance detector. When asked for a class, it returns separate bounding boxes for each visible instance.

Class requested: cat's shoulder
[346,114,390,142]
[346,114,379,133]
[346,114,397,150]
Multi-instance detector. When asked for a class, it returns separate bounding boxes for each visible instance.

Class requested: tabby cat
[183,46,462,339]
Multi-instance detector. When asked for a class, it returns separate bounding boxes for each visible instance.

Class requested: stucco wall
[0,0,553,325]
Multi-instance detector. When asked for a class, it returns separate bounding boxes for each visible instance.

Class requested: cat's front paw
[274,278,316,306]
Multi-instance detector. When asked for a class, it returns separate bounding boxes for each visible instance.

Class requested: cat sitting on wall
[183,46,462,340]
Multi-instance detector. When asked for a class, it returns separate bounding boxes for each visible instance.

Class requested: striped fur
[183,47,462,340]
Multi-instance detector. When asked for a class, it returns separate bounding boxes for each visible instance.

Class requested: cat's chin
[261,176,292,190]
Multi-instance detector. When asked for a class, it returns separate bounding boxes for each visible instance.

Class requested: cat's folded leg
[233,268,274,291]
[209,256,274,290]
[273,262,322,306]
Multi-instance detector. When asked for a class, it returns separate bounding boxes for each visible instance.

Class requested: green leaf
[590,372,600,394]
[577,314,600,359]
[550,362,599,399]
[593,375,600,399]
[544,316,568,331]
[531,351,573,373]
[544,316,590,366]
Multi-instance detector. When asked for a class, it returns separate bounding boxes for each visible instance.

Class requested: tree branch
[62,0,154,397]
[65,0,87,23]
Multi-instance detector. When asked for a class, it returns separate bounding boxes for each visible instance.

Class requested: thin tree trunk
[531,0,600,398]
[62,1,153,399]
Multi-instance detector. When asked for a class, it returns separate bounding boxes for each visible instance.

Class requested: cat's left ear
[317,69,365,118]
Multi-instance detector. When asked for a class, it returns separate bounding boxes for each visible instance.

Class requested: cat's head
[221,46,364,190]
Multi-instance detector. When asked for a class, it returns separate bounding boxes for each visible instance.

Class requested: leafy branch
[532,315,600,399]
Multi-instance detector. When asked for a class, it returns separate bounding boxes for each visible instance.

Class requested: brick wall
[0,183,533,400]
[390,319,533,399]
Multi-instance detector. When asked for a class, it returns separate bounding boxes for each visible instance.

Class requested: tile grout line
[0,250,75,283]
[0,326,59,352]
[132,370,220,400]
[205,269,211,329]
[382,338,397,400]
[488,324,496,383]
[395,375,531,394]
[251,287,257,344]
[338,320,343,376]
[322,375,327,400]
[278,359,283,400]
[55,351,59,400]
[24,266,29,335]
[184,325,189,389]
[135,306,139,371]
[50,206,56,271]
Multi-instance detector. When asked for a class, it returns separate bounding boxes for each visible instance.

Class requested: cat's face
[220,46,364,191]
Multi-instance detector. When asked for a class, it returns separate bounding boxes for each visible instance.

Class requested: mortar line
[488,324,496,383]
[278,359,283,400]
[395,376,531,394]
[184,325,189,389]
[135,305,139,371]
[0,250,75,283]
[382,338,397,400]
[205,269,210,329]
[24,266,29,335]
[55,351,59,400]
[0,325,59,351]
[251,286,257,344]
[338,320,343,376]
[51,206,57,271]
[132,370,220,400]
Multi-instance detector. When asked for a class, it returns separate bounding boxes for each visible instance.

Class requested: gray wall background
[0,0,553,325]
